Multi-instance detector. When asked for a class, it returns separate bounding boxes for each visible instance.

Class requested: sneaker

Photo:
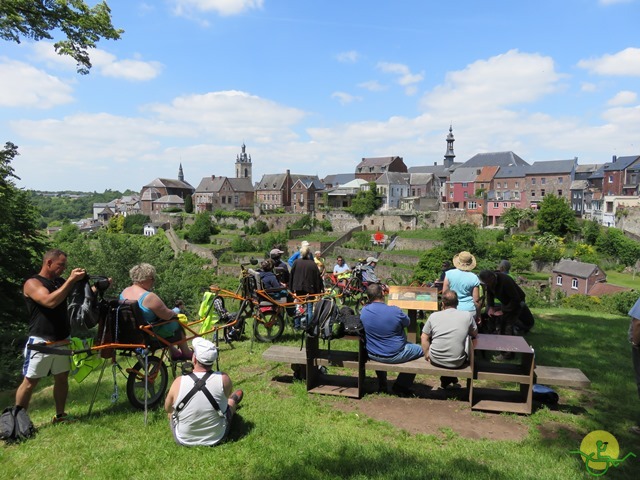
[630,425,640,435]
[52,413,76,424]
[230,389,243,405]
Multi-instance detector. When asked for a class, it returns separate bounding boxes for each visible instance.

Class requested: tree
[536,194,578,237]
[582,219,601,245]
[184,194,193,214]
[123,214,150,234]
[0,142,48,385]
[187,212,214,244]
[347,182,382,216]
[1,0,123,74]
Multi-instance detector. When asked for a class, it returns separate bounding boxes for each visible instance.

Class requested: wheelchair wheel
[330,284,345,305]
[126,355,168,410]
[254,309,285,342]
[351,293,368,314]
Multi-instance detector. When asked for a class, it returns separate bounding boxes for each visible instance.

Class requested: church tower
[235,143,252,183]
[178,163,185,182]
[444,125,455,169]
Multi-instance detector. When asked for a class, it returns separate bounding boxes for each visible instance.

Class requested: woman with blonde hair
[120,263,191,360]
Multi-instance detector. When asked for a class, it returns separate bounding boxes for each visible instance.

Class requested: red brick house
[551,260,606,296]
[355,156,407,182]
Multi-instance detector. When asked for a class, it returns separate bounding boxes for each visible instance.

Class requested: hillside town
[92,127,640,231]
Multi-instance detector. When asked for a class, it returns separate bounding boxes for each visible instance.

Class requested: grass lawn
[1,308,639,479]
[605,271,640,290]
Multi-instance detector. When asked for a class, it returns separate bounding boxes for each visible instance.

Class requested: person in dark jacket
[289,246,323,329]
[478,270,526,337]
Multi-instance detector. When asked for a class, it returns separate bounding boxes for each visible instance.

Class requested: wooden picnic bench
[262,333,591,415]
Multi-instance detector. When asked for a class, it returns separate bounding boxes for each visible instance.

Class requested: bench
[262,344,591,403]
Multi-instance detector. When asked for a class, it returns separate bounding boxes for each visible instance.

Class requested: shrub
[230,236,256,252]
[561,294,604,312]
[600,290,638,315]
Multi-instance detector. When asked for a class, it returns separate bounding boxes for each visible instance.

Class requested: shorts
[152,321,182,341]
[171,408,233,447]
[22,336,71,379]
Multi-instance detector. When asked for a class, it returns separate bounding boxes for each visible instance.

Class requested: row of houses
[93,130,640,229]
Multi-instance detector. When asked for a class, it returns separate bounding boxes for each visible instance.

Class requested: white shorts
[22,336,71,379]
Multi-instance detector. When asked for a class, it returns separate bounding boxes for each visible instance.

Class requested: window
[221,196,226,204]
[468,201,477,209]
[293,193,297,201]
[558,190,562,196]
[462,182,468,187]
[541,178,546,185]
[531,191,536,197]
[503,203,508,208]
[556,276,562,286]
[480,183,485,189]
[234,195,238,205]
[450,192,454,198]
[496,183,501,189]
[571,278,578,289]
[493,202,499,208]
[608,175,613,183]
[532,178,536,185]
[515,181,519,188]
[541,189,546,196]
[464,192,468,198]
[558,177,563,183]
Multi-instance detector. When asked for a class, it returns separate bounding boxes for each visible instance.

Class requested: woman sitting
[120,263,192,360]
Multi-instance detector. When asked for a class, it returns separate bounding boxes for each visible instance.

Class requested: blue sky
[2,0,640,192]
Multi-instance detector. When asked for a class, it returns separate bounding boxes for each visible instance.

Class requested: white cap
[192,337,218,365]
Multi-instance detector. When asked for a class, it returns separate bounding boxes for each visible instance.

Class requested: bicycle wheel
[126,355,168,410]
[254,309,285,342]
[352,293,368,314]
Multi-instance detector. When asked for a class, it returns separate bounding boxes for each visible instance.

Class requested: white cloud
[599,0,633,5]
[336,50,359,63]
[376,62,424,95]
[581,82,597,92]
[0,59,74,108]
[358,80,387,92]
[578,47,640,76]
[30,42,163,81]
[172,0,264,17]
[608,90,638,106]
[331,92,362,105]
[421,49,563,114]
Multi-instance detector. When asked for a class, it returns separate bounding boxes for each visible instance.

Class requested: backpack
[338,306,364,337]
[312,297,344,340]
[68,276,100,337]
[96,299,150,358]
[306,296,340,340]
[0,406,36,443]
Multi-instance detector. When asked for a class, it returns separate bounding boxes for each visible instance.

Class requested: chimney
[286,169,290,175]
[434,162,437,166]
[211,175,215,180]
[612,155,617,163]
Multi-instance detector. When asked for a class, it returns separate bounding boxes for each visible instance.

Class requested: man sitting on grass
[165,337,243,447]
[421,290,478,389]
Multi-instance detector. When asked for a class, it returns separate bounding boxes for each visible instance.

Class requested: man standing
[478,270,526,337]
[628,297,640,435]
[15,249,87,423]
[421,290,478,389]
[165,337,243,446]
[360,283,423,396]
[269,248,289,284]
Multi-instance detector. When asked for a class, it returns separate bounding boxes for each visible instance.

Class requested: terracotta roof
[587,283,632,296]
[476,166,500,182]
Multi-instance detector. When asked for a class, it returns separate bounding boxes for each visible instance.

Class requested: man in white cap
[165,337,243,447]
[287,240,310,267]
[269,248,289,284]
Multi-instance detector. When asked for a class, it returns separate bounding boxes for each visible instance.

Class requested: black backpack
[338,306,364,337]
[0,406,36,443]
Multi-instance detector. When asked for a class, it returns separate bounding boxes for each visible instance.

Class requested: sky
[2,0,640,192]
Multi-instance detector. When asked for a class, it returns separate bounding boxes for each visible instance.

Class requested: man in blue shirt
[360,283,423,396]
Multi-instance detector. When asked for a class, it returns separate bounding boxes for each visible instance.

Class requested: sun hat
[452,251,476,271]
[365,256,379,265]
[192,337,218,365]
[270,248,284,256]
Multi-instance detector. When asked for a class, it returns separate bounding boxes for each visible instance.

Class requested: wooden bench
[262,345,591,394]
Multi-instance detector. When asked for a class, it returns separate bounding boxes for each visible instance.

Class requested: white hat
[270,248,284,256]
[192,337,218,365]
[453,251,477,271]
[366,256,379,265]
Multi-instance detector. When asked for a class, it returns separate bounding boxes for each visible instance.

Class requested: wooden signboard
[387,286,438,311]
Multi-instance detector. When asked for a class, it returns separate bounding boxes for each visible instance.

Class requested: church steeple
[178,163,184,182]
[235,143,252,183]
[444,124,455,169]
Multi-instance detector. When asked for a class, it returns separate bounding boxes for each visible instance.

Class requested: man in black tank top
[15,249,87,423]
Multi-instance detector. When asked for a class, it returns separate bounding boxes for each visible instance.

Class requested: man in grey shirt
[421,290,478,389]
